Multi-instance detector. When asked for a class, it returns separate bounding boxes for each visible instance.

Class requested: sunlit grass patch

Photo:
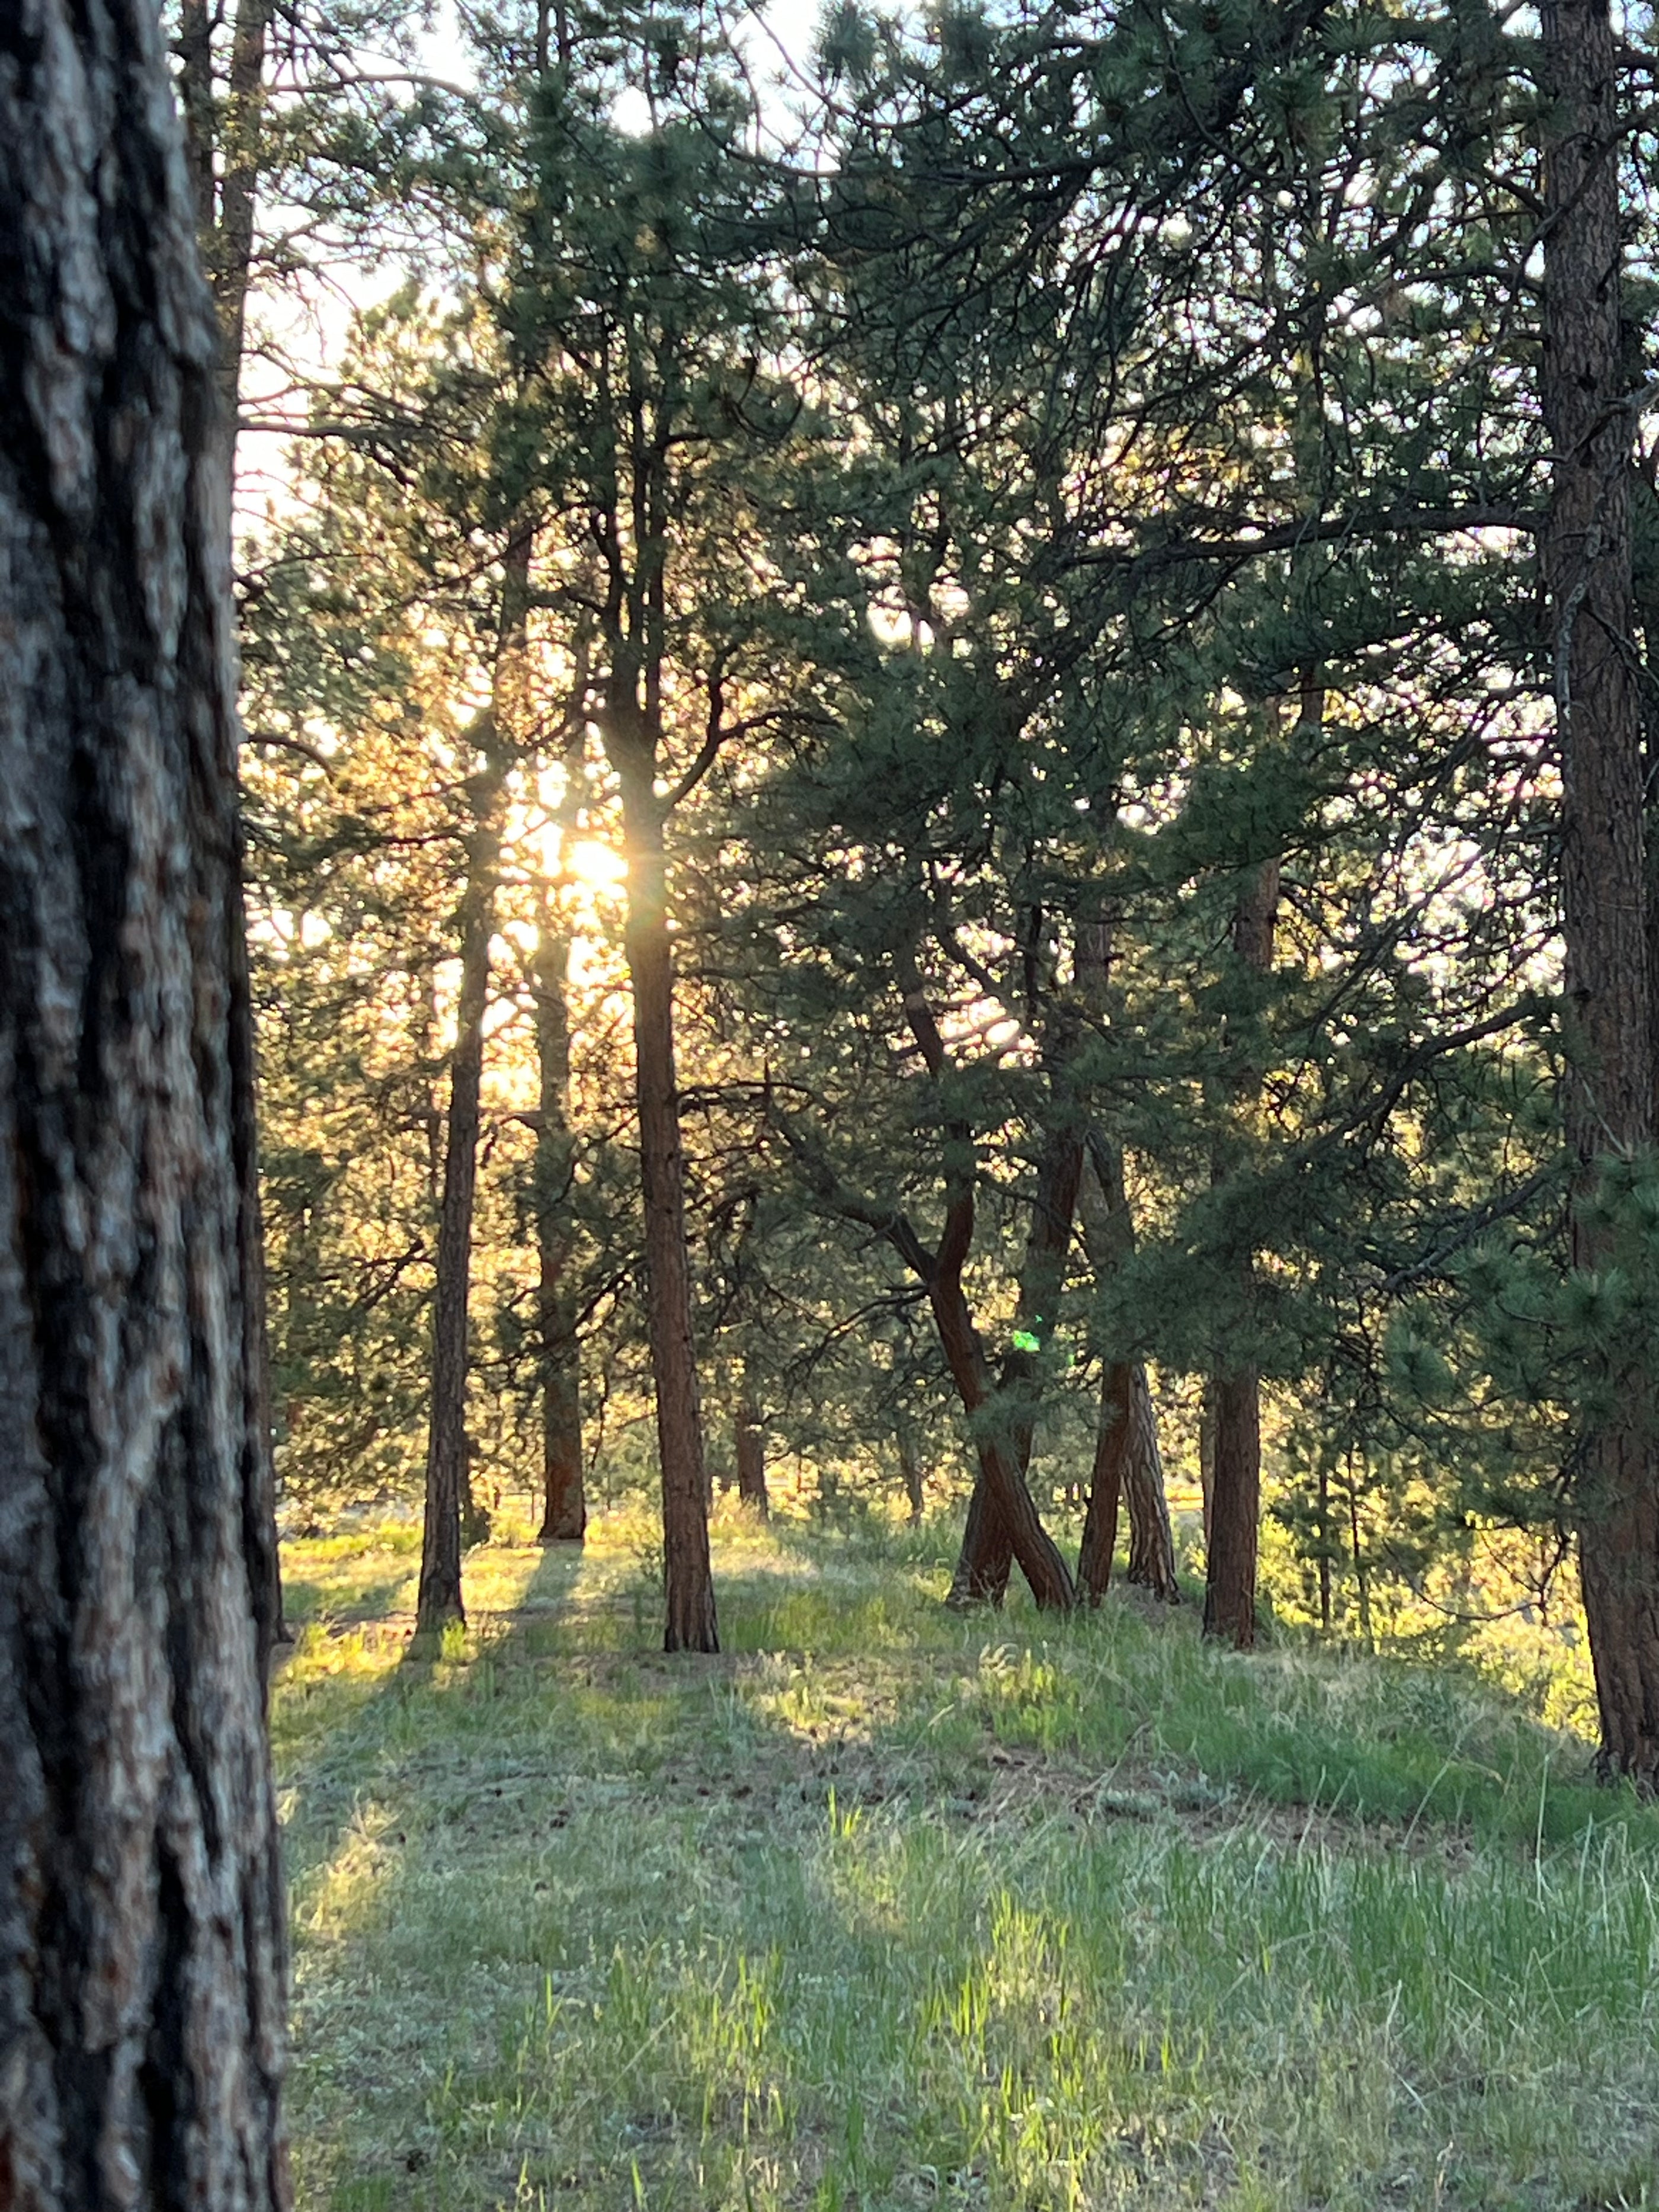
[277,1511,1659,2211]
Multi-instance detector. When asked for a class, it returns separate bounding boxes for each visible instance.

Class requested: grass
[276,1504,1659,2211]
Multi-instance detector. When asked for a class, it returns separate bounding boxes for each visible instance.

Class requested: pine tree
[0,1,288,2191]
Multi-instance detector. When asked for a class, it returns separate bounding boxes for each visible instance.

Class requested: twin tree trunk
[0,0,289,2197]
[947,1106,1083,1606]
[943,921,1179,1611]
[1540,0,1659,1784]
[533,911,586,1542]
[613,741,718,1651]
[1075,1135,1180,1603]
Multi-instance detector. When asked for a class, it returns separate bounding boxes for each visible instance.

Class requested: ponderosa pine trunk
[1120,1366,1178,1594]
[1079,1361,1179,1603]
[1540,0,1659,1784]
[887,952,1073,1611]
[176,0,271,500]
[178,0,284,1653]
[929,1262,1077,1609]
[1068,920,1177,1602]
[533,910,585,1543]
[1202,860,1278,1650]
[947,1112,1083,1605]
[1075,1132,1179,1602]
[614,751,718,1652]
[734,1370,768,1516]
[0,2,290,2194]
[1077,1361,1129,1600]
[418,532,534,1625]
[416,830,495,1631]
[1203,1369,1262,1648]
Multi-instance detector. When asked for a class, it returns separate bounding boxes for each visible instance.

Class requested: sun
[566,838,627,890]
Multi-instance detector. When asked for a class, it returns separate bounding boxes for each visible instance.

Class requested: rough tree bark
[532,901,585,1543]
[0,1,290,2198]
[1202,859,1278,1651]
[610,727,718,1651]
[1540,0,1659,1784]
[734,1368,769,1516]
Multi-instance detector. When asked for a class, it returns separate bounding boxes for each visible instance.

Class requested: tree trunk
[1122,1367,1178,1593]
[174,0,271,501]
[734,1371,768,1516]
[614,754,718,1653]
[946,1094,1083,1605]
[888,952,1072,1612]
[929,1260,1076,1609]
[0,4,290,2195]
[946,1128,1082,1603]
[417,831,495,1631]
[533,910,585,1543]
[1203,859,1277,1650]
[1077,1361,1129,1600]
[1540,0,1659,1783]
[177,0,285,1654]
[1075,1135,1180,1602]
[417,532,533,1624]
[1203,1369,1261,1648]
[897,1432,924,1523]
[1080,1360,1180,1602]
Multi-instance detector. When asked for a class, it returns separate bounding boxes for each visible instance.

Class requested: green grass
[277,1506,1659,2211]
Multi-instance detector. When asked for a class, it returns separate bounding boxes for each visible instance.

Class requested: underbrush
[277,1507,1659,2211]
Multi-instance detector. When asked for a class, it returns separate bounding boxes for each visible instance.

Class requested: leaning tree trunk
[891,952,1073,1611]
[1540,0,1659,1784]
[613,744,718,1653]
[0,4,290,2197]
[1203,859,1278,1651]
[532,907,585,1543]
[734,1368,769,1517]
[947,1062,1084,1606]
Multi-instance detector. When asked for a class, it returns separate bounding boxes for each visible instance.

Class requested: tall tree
[532,876,587,1542]
[0,0,288,2196]
[417,527,527,1630]
[505,23,815,1647]
[1202,857,1279,1650]
[1539,0,1659,1784]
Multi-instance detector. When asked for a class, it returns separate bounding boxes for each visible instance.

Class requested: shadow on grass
[275,1518,1659,2212]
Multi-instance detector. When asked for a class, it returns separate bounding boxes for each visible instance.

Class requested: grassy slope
[276,1509,1659,2212]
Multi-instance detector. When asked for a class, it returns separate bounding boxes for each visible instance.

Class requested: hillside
[276,1512,1659,2212]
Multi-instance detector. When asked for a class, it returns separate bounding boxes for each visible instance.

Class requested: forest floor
[276,1505,1659,2212]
